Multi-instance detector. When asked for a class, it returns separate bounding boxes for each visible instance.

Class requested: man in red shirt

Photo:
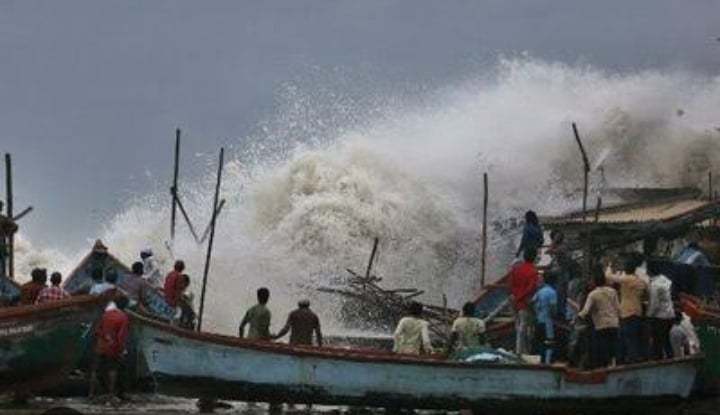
[509,248,540,355]
[89,296,130,401]
[19,268,47,305]
[163,260,185,308]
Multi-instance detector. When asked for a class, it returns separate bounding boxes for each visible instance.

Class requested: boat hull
[134,315,699,412]
[0,296,105,393]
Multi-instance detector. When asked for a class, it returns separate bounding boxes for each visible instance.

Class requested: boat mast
[197,147,224,332]
[170,128,181,242]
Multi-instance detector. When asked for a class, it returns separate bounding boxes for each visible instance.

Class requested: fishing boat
[0,295,106,394]
[63,241,176,321]
[679,294,720,394]
[132,312,700,413]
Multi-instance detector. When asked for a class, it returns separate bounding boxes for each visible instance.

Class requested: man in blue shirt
[533,272,558,363]
[675,242,711,267]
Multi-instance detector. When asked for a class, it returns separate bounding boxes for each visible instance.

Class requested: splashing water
[14,58,720,335]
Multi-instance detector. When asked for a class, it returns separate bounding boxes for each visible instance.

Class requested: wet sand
[0,394,718,415]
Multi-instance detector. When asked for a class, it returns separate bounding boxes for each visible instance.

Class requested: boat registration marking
[0,324,34,338]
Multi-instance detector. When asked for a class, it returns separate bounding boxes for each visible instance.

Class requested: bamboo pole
[572,123,591,280]
[481,172,489,288]
[199,199,226,243]
[171,190,201,243]
[586,196,603,269]
[170,129,181,241]
[363,237,380,290]
[12,206,32,222]
[5,154,13,279]
[572,123,590,223]
[709,171,713,201]
[197,147,224,332]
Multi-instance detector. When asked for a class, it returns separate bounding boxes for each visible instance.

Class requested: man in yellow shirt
[579,271,621,368]
[606,259,648,363]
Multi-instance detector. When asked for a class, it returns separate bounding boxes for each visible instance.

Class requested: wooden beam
[5,153,13,279]
[12,206,32,222]
[363,238,380,289]
[199,199,226,244]
[481,172,489,288]
[170,128,181,241]
[197,147,224,332]
[572,122,590,223]
[709,171,713,201]
[171,189,201,243]
[572,123,591,280]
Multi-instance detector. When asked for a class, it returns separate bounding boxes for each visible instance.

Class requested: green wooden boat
[0,295,106,394]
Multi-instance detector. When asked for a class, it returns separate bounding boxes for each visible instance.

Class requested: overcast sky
[1,0,718,250]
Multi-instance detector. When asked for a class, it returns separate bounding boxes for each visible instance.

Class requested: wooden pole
[197,147,224,332]
[171,190,201,243]
[709,171,713,201]
[5,154,13,279]
[364,237,380,289]
[480,172,489,288]
[12,206,32,222]
[170,129,181,241]
[585,196,603,273]
[199,199,226,243]
[572,123,591,280]
[572,123,590,223]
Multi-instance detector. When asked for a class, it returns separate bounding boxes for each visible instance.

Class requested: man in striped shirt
[36,272,69,304]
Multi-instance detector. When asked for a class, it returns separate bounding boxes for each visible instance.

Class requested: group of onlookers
[509,210,703,368]
[16,268,70,305]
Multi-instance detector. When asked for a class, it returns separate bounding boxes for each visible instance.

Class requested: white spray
[14,58,720,335]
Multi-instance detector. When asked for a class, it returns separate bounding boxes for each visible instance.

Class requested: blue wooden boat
[63,241,175,321]
[132,312,700,413]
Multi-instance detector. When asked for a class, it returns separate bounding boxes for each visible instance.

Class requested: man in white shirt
[393,302,433,355]
[89,269,117,296]
[646,260,675,359]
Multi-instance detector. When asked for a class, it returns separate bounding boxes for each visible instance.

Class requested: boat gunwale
[0,294,106,321]
[132,311,703,377]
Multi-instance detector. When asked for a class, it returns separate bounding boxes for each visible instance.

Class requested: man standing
[0,200,18,278]
[606,259,648,363]
[393,301,433,355]
[140,249,162,287]
[578,271,621,368]
[89,296,130,401]
[509,248,540,355]
[122,262,147,302]
[516,210,544,258]
[533,272,558,363]
[239,287,272,340]
[20,268,47,305]
[35,272,69,304]
[164,260,185,308]
[646,260,674,359]
[273,299,323,346]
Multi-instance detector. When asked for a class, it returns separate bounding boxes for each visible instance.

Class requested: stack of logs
[318,267,458,341]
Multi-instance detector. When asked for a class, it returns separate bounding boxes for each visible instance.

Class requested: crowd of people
[508,210,703,369]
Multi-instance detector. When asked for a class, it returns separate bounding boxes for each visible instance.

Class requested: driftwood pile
[318,267,458,341]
